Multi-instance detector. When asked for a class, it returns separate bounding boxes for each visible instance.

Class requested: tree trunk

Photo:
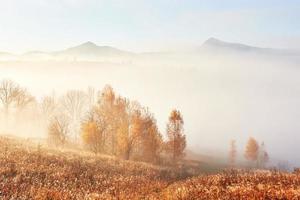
[125,147,131,160]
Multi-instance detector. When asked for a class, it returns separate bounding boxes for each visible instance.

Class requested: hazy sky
[0,0,299,53]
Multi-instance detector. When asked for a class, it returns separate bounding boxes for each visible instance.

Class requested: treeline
[0,79,186,165]
[229,137,269,168]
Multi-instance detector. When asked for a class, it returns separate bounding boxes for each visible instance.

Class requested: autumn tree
[244,137,259,166]
[48,114,69,147]
[81,113,106,154]
[141,122,162,163]
[115,100,162,163]
[79,85,116,155]
[80,86,117,155]
[97,85,118,154]
[137,109,162,163]
[115,99,133,159]
[166,109,186,165]
[118,110,141,160]
[229,139,237,167]
[80,85,163,163]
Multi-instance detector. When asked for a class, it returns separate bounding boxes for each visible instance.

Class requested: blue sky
[0,0,299,53]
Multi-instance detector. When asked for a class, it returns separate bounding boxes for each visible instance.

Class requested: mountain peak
[203,37,224,46]
[55,41,134,58]
[78,41,98,48]
[202,37,258,52]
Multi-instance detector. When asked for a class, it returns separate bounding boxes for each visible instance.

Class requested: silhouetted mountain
[202,37,261,51]
[54,41,134,58]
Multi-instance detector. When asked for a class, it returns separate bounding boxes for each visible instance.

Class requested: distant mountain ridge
[203,37,263,51]
[0,41,135,61]
[0,38,299,61]
[201,37,299,56]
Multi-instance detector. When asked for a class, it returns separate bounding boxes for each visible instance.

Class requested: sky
[0,0,299,53]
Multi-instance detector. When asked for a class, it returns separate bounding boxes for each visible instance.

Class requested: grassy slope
[0,136,177,199]
[162,170,300,199]
[1,136,299,200]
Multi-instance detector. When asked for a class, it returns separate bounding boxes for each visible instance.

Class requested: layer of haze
[0,51,300,167]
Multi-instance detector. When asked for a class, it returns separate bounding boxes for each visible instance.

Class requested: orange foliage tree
[81,120,104,154]
[117,106,142,160]
[81,106,108,154]
[81,86,163,164]
[166,109,186,164]
[244,137,259,165]
[138,111,162,163]
[117,101,162,163]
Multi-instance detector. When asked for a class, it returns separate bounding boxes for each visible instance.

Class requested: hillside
[0,136,300,199]
[0,136,180,199]
[162,170,300,199]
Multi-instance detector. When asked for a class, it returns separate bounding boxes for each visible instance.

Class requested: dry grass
[0,136,175,200]
[162,169,300,199]
[0,136,299,200]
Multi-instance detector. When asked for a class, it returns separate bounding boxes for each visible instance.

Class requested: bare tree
[48,114,70,147]
[15,89,35,111]
[86,87,96,110]
[60,90,87,121]
[258,142,269,168]
[60,90,88,141]
[40,95,57,122]
[0,79,22,116]
[229,139,237,168]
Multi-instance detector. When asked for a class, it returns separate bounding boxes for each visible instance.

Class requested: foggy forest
[1,0,300,199]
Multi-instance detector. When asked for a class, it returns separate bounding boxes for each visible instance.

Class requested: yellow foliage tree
[81,86,164,163]
[139,111,162,163]
[81,120,104,154]
[117,108,142,160]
